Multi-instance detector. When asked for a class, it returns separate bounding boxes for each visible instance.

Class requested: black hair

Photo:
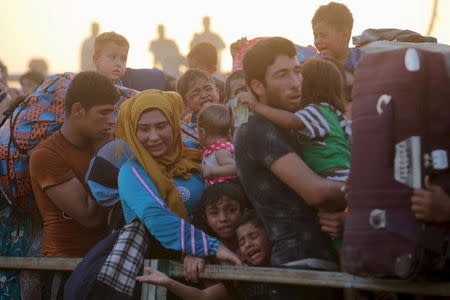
[188,42,218,72]
[193,179,251,237]
[299,57,346,113]
[198,104,232,137]
[224,70,245,99]
[319,55,354,102]
[243,37,296,94]
[65,71,119,113]
[311,2,354,31]
[233,210,264,232]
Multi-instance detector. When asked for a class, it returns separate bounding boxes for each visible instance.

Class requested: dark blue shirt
[234,114,337,266]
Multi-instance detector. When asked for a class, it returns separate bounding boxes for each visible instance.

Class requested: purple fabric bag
[343,47,450,278]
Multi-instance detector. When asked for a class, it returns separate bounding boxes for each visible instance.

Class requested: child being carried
[198,104,237,186]
[239,56,352,183]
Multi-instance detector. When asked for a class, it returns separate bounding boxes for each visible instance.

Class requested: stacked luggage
[343,47,450,278]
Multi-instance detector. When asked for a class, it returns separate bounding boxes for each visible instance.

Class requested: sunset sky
[2,0,449,75]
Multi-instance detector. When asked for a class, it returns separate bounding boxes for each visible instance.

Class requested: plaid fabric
[97,220,149,296]
[0,73,137,213]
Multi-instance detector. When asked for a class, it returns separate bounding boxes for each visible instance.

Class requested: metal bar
[0,256,81,271]
[2,257,450,297]
[141,259,151,300]
[50,272,63,300]
[140,260,167,300]
[154,260,450,297]
[153,260,167,300]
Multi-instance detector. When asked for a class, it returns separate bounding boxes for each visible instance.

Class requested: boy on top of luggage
[311,1,364,71]
[92,31,129,84]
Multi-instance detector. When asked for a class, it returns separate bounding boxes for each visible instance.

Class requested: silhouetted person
[149,24,184,78]
[0,60,8,85]
[20,71,46,95]
[28,58,49,77]
[80,22,100,71]
[190,16,225,73]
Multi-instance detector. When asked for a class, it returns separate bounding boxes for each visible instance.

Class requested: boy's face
[313,22,350,59]
[236,222,272,266]
[93,42,128,82]
[205,196,242,241]
[185,77,219,113]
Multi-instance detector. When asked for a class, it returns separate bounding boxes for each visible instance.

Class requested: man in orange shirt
[30,71,119,258]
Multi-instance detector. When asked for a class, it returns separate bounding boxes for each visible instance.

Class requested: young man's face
[77,104,115,142]
[185,77,219,113]
[237,222,272,266]
[313,22,349,59]
[257,55,302,113]
[93,42,128,82]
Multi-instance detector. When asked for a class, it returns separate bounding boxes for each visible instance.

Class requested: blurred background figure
[187,42,218,75]
[19,71,45,95]
[190,16,225,74]
[28,58,49,77]
[0,60,8,86]
[149,24,185,78]
[80,22,100,71]
[0,82,13,123]
[0,59,22,106]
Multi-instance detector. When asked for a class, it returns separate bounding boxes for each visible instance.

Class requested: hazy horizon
[2,0,449,75]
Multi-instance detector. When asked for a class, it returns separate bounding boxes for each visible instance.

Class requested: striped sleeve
[294,105,330,139]
[118,162,220,256]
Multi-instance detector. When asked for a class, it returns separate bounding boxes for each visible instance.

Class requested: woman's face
[136,109,174,157]
[185,77,219,113]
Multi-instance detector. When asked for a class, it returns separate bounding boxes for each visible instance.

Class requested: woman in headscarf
[116,89,241,263]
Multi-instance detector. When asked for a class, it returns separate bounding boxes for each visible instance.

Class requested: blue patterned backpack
[0,72,137,213]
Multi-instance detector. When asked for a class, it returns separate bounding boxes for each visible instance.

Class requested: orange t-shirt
[30,130,108,257]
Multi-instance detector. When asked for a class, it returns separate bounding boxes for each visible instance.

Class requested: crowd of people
[1,2,449,300]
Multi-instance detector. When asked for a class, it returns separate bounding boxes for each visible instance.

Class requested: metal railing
[1,256,450,299]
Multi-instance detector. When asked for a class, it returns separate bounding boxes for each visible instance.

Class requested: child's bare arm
[203,149,237,178]
[238,92,305,130]
[137,267,229,300]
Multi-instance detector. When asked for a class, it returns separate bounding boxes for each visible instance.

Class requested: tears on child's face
[205,196,242,241]
[236,223,271,266]
[94,42,128,82]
